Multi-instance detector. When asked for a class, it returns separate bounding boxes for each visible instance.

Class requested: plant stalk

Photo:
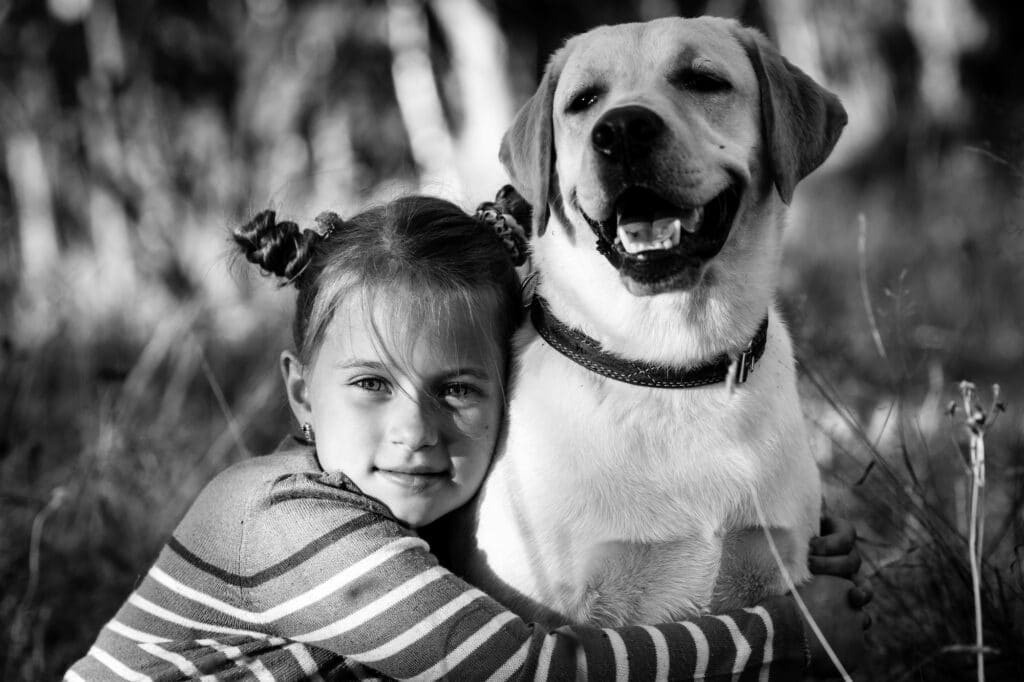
[968,429,985,682]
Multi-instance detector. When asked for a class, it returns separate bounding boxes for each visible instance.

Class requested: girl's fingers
[849,580,874,608]
[810,516,857,555]
[808,550,861,578]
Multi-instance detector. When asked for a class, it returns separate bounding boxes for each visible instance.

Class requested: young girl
[67,195,867,681]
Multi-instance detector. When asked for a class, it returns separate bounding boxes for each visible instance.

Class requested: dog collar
[530,297,769,389]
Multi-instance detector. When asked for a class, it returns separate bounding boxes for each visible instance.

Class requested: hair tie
[313,211,344,241]
[475,186,531,266]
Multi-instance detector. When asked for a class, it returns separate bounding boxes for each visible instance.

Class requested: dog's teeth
[617,207,705,254]
[617,220,652,254]
[618,216,685,254]
[652,217,682,247]
[679,207,703,234]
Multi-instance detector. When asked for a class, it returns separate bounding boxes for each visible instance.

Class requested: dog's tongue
[617,206,703,255]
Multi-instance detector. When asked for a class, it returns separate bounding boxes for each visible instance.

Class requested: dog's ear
[737,28,847,204]
[499,48,568,236]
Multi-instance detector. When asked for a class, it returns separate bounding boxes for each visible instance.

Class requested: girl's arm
[232,474,811,679]
[73,463,862,681]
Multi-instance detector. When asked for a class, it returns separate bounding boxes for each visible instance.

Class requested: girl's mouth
[375,467,451,492]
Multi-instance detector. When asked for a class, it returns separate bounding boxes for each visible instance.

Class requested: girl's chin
[364,472,472,527]
[390,504,442,528]
[376,491,447,528]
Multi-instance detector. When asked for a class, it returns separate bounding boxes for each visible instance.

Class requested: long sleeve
[66,450,807,681]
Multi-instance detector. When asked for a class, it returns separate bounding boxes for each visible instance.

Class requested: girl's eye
[354,377,390,393]
[442,382,478,401]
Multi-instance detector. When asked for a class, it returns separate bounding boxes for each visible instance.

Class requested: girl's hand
[809,515,859,577]
[808,515,873,609]
[795,574,870,677]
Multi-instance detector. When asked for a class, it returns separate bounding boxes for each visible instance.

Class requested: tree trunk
[387,0,462,199]
[431,0,515,202]
[5,131,58,289]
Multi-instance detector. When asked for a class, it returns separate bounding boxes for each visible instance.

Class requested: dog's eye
[676,70,731,94]
[567,89,601,113]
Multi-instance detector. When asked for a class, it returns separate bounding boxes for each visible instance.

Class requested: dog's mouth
[582,185,741,294]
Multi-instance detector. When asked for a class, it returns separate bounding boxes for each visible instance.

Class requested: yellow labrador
[461,16,846,626]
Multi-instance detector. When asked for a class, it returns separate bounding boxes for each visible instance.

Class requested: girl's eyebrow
[335,359,389,371]
[445,367,493,381]
[334,360,491,381]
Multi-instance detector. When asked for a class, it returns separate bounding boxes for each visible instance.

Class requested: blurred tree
[430,0,515,198]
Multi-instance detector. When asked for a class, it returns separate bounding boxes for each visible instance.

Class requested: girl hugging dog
[67,193,868,681]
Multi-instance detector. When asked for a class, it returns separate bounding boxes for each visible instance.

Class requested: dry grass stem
[857,213,888,363]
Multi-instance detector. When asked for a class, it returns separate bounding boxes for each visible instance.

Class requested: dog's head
[501,17,846,299]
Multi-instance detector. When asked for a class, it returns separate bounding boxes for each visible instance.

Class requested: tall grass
[0,291,292,679]
[801,359,1022,680]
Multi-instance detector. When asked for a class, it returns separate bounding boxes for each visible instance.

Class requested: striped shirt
[66,443,807,680]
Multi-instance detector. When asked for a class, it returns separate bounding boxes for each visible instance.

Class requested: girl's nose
[388,393,440,451]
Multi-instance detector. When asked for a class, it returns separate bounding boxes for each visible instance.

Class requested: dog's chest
[499,336,795,541]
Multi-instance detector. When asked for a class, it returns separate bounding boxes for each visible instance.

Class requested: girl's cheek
[452,407,493,440]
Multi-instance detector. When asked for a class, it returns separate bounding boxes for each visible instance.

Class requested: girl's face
[283,293,505,528]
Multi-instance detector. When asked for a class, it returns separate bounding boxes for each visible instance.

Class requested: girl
[67,194,867,680]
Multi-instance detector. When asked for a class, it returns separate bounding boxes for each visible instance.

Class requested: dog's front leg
[558,535,724,627]
[709,524,812,613]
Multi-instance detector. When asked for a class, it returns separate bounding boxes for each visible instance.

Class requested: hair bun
[233,209,316,283]
[494,185,533,238]
[476,185,532,266]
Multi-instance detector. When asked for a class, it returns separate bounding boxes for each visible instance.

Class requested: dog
[456,16,846,627]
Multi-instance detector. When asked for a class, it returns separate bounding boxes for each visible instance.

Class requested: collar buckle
[735,347,756,384]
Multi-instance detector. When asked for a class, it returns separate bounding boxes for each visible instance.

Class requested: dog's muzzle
[579,106,742,295]
[581,184,741,294]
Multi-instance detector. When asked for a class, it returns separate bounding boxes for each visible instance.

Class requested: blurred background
[1,0,1022,679]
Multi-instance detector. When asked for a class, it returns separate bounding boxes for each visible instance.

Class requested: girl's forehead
[320,286,502,367]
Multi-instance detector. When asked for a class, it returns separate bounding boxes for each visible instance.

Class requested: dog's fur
[456,16,846,627]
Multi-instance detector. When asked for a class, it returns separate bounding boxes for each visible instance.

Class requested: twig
[8,486,67,672]
[196,341,250,459]
[853,460,875,486]
[963,146,1024,180]
[25,487,67,608]
[895,644,1001,682]
[857,213,888,362]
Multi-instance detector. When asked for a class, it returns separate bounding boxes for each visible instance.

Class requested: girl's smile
[375,467,451,493]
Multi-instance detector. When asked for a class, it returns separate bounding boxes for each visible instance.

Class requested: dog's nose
[591,106,666,161]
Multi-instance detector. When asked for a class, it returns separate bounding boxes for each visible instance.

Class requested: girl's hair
[232,194,526,376]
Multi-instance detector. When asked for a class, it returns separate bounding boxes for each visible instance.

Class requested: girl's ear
[280,351,313,426]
